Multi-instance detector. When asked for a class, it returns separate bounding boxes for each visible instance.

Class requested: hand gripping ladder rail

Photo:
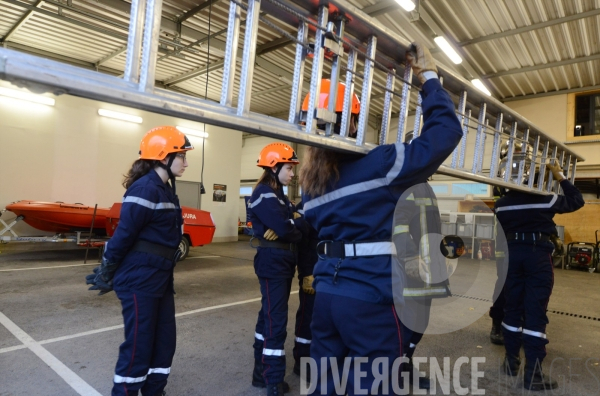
[0,0,583,195]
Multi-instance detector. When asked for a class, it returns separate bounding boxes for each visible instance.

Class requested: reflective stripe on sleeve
[123,196,177,210]
[393,225,409,235]
[248,193,286,208]
[495,195,558,212]
[295,337,311,344]
[255,332,264,341]
[263,348,285,356]
[502,322,523,333]
[114,374,147,384]
[304,143,405,211]
[522,328,547,339]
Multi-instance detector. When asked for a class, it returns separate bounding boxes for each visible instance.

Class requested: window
[240,186,253,195]
[573,92,600,136]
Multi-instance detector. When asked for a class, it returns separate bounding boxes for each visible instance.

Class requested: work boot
[490,319,504,345]
[266,382,287,396]
[502,354,521,376]
[252,360,290,391]
[524,362,558,391]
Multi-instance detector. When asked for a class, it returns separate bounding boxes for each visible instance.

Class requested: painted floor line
[0,290,299,355]
[0,256,221,272]
[0,311,102,396]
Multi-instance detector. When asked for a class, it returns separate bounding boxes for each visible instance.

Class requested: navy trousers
[309,292,403,396]
[502,242,554,364]
[293,281,316,364]
[253,277,293,384]
[112,290,176,396]
[489,255,507,321]
[400,297,431,360]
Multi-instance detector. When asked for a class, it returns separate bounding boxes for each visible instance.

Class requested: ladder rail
[0,0,585,197]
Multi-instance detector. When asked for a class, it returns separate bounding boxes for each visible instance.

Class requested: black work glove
[85,258,118,296]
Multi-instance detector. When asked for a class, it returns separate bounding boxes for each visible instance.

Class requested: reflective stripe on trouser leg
[253,303,265,361]
[293,285,315,362]
[113,292,175,396]
[259,277,292,384]
[141,290,176,396]
[522,251,553,364]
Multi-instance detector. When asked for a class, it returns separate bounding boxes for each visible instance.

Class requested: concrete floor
[1,237,599,396]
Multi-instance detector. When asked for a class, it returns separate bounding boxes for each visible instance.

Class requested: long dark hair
[299,146,340,197]
[122,159,160,189]
[255,167,279,191]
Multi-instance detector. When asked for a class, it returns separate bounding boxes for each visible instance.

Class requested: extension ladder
[0,0,583,195]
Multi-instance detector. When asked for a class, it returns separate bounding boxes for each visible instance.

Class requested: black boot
[252,359,265,388]
[524,361,558,391]
[252,360,290,392]
[502,354,521,376]
[490,319,504,345]
[267,382,287,396]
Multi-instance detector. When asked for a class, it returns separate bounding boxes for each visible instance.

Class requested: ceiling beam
[502,84,600,102]
[0,0,45,43]
[360,0,397,17]
[4,41,122,75]
[482,53,600,79]
[458,8,600,47]
[178,0,221,23]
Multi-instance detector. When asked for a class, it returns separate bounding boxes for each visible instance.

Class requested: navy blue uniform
[303,78,462,395]
[248,182,307,385]
[495,180,583,366]
[293,201,318,367]
[105,170,183,396]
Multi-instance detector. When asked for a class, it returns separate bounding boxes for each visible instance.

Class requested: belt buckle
[316,240,332,260]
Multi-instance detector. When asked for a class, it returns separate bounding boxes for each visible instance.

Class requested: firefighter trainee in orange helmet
[86,126,193,396]
[248,142,309,396]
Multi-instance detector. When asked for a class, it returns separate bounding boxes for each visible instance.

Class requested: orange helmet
[257,143,299,168]
[139,126,194,160]
[301,79,360,115]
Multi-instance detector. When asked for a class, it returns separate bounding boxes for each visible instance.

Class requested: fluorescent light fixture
[433,36,462,64]
[176,125,208,138]
[0,87,55,106]
[98,109,143,123]
[394,0,415,11]
[471,79,492,96]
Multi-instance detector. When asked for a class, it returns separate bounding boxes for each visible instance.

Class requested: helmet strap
[273,164,284,187]
[158,154,177,194]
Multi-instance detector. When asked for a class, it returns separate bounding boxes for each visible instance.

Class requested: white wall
[506,94,599,167]
[0,81,242,242]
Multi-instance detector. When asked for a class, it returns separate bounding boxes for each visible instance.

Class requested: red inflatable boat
[5,200,110,235]
[5,200,216,259]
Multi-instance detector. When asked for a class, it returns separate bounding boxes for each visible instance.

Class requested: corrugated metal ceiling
[1,0,599,120]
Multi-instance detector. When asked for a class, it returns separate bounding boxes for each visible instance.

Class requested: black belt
[506,232,550,243]
[131,240,180,261]
[255,239,297,251]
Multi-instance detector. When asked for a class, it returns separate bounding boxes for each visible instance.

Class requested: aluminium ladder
[0,0,583,195]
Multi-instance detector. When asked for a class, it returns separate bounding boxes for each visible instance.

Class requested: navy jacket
[107,170,183,297]
[495,179,584,240]
[303,78,463,304]
[248,182,307,278]
[296,201,319,279]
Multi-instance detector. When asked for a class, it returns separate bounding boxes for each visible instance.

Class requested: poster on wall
[213,184,227,202]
